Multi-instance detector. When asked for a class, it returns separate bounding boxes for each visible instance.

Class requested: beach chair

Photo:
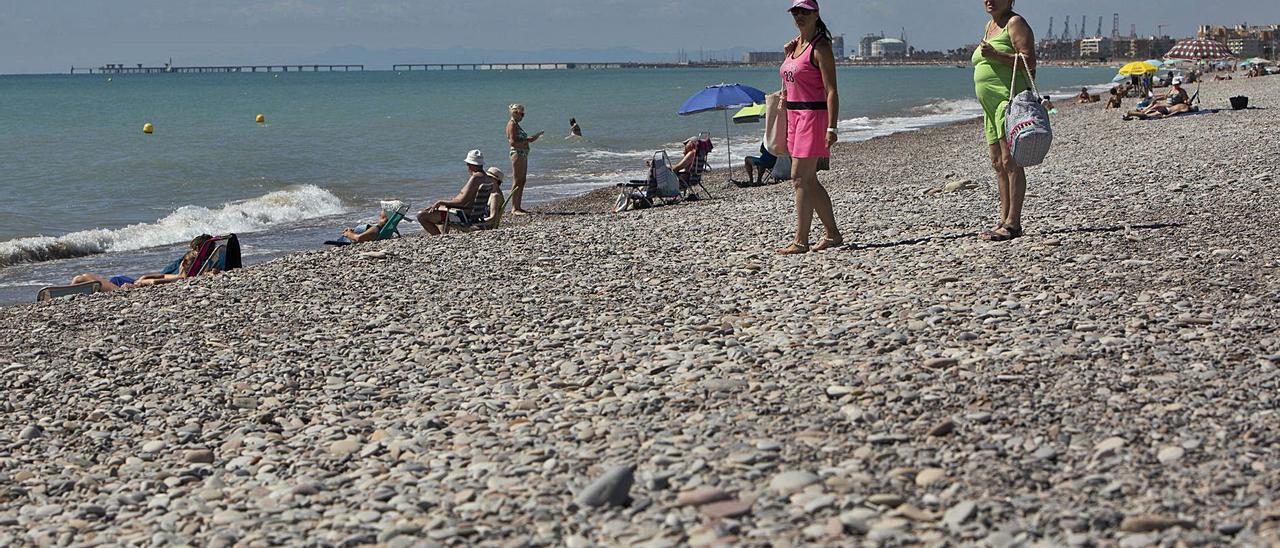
[36,281,102,302]
[679,135,715,200]
[443,180,502,233]
[614,151,683,212]
[762,155,793,185]
[325,203,411,246]
[186,234,242,277]
[377,203,411,240]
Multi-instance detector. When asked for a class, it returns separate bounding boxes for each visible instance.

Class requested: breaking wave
[0,185,345,268]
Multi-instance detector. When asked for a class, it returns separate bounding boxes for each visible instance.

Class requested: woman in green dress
[973,0,1036,241]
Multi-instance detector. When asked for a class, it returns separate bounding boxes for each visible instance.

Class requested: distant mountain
[299,45,753,68]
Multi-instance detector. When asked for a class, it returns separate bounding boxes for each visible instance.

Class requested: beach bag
[1003,54,1052,168]
[764,92,789,156]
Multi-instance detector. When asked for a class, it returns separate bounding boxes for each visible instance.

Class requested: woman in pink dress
[777,0,842,254]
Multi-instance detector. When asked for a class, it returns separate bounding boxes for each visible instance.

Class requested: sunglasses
[790,8,815,17]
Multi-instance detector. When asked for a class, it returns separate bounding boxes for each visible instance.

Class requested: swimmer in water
[566,117,583,139]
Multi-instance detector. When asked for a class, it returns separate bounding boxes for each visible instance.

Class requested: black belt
[786,101,827,111]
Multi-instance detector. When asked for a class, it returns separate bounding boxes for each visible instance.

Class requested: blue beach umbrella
[679,83,767,176]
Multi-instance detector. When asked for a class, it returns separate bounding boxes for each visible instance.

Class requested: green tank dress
[972,24,1032,145]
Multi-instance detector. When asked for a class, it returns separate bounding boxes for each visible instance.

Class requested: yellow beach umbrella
[1118,61,1160,75]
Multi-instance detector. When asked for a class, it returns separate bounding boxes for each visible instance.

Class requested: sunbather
[485,168,506,223]
[70,234,212,291]
[1076,87,1091,104]
[671,138,699,174]
[1123,78,1192,120]
[416,150,498,235]
[341,210,390,244]
[1104,88,1123,110]
[744,140,778,185]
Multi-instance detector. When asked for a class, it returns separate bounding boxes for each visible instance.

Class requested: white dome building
[871,38,908,58]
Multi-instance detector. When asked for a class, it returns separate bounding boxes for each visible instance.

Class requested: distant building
[1228,37,1263,57]
[858,33,884,58]
[743,51,786,64]
[871,38,908,58]
[1079,37,1112,58]
[1108,36,1178,59]
[832,35,845,58]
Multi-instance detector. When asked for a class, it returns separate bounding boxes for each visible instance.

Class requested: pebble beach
[1,75,1277,546]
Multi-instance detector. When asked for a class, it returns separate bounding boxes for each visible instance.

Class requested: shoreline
[1,76,1277,545]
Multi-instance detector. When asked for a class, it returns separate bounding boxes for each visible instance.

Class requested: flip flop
[982,224,1022,242]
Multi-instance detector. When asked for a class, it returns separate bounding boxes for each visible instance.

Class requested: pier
[391,62,732,71]
[394,62,622,71]
[73,64,364,75]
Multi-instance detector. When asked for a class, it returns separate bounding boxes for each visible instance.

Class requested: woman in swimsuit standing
[973,0,1036,241]
[776,0,842,254]
[506,104,543,215]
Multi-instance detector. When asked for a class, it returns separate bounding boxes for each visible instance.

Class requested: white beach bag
[1004,53,1053,167]
[764,92,789,156]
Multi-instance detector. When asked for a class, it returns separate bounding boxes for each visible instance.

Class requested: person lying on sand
[70,234,212,291]
[1123,79,1192,120]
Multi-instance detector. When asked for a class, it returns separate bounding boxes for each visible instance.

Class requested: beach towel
[1003,54,1053,168]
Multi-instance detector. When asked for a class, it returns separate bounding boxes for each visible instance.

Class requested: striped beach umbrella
[1164,38,1234,61]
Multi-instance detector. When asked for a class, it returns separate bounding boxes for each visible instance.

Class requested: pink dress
[780,39,829,159]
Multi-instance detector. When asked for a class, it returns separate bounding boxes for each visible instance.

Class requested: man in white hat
[416,150,499,235]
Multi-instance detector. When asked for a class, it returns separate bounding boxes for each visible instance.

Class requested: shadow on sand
[841,222,1183,251]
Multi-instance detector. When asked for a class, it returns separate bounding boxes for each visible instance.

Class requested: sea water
[0,66,1116,305]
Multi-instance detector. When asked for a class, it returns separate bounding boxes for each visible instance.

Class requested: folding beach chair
[762,155,792,185]
[326,203,411,246]
[186,234,242,277]
[376,203,411,239]
[443,179,502,233]
[614,150,683,213]
[36,281,102,302]
[679,135,715,200]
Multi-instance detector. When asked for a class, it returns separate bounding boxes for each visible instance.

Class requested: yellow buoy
[255,114,265,124]
[143,123,154,134]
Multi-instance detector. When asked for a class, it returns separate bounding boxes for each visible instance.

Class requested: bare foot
[511,209,532,216]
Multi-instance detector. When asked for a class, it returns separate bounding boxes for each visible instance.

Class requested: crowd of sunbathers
[60,150,508,297]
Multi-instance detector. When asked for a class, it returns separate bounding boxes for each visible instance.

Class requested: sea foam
[0,185,345,268]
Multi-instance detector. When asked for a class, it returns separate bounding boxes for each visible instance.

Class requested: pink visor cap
[789,0,819,11]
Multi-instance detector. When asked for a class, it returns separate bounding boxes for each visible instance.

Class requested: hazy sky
[2,0,1276,74]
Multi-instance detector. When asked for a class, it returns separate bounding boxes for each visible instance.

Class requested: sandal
[776,241,810,255]
[981,223,1022,242]
[812,236,844,251]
